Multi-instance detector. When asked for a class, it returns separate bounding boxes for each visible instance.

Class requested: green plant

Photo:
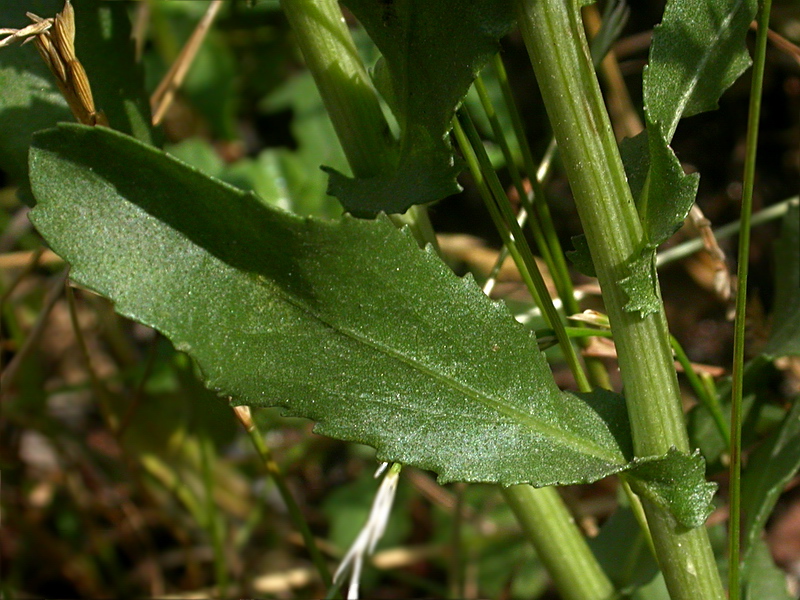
[2,0,799,599]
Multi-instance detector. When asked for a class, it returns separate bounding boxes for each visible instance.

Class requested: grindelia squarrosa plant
[1,0,799,598]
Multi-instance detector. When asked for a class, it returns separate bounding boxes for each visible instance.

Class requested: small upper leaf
[643,0,757,142]
[619,0,754,317]
[329,0,515,216]
[618,128,699,317]
[621,129,699,248]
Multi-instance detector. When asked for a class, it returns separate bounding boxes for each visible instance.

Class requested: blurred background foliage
[1,0,800,598]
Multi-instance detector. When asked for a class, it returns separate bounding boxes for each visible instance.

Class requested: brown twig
[0,249,64,270]
[751,21,800,67]
[150,0,225,126]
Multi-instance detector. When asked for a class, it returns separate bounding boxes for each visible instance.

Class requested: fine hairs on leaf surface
[2,0,796,597]
[325,0,515,216]
[29,124,714,528]
[643,0,758,142]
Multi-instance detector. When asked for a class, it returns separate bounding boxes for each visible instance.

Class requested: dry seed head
[1,0,106,126]
[0,18,52,48]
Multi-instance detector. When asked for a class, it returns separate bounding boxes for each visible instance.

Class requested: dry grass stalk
[150,0,224,126]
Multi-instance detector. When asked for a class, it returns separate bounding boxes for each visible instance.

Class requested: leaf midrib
[257,272,624,464]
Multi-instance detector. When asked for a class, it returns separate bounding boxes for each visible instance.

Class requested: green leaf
[618,129,698,317]
[763,202,800,358]
[741,397,800,561]
[742,539,792,600]
[643,0,758,142]
[566,234,596,277]
[627,448,717,529]
[619,249,661,318]
[328,0,516,216]
[619,0,756,317]
[621,129,699,248]
[0,0,153,194]
[30,124,637,488]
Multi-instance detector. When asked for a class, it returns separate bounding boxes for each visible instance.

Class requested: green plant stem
[1,268,68,392]
[492,55,611,390]
[503,486,615,600]
[729,2,772,598]
[199,433,229,598]
[449,484,466,599]
[620,477,657,559]
[458,104,613,600]
[544,326,729,444]
[234,407,333,588]
[280,0,438,251]
[279,0,395,179]
[455,122,544,312]
[513,1,724,599]
[670,337,729,446]
[454,112,590,392]
[474,75,558,283]
[494,56,575,313]
[65,283,118,432]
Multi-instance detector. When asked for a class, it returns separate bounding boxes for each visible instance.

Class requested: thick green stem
[280,0,396,179]
[513,1,724,599]
[280,0,439,251]
[503,486,615,600]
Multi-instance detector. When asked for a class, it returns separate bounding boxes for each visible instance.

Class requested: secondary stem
[233,406,333,588]
[513,1,724,599]
[503,486,615,600]
[280,0,396,179]
[729,1,772,597]
[280,0,440,251]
